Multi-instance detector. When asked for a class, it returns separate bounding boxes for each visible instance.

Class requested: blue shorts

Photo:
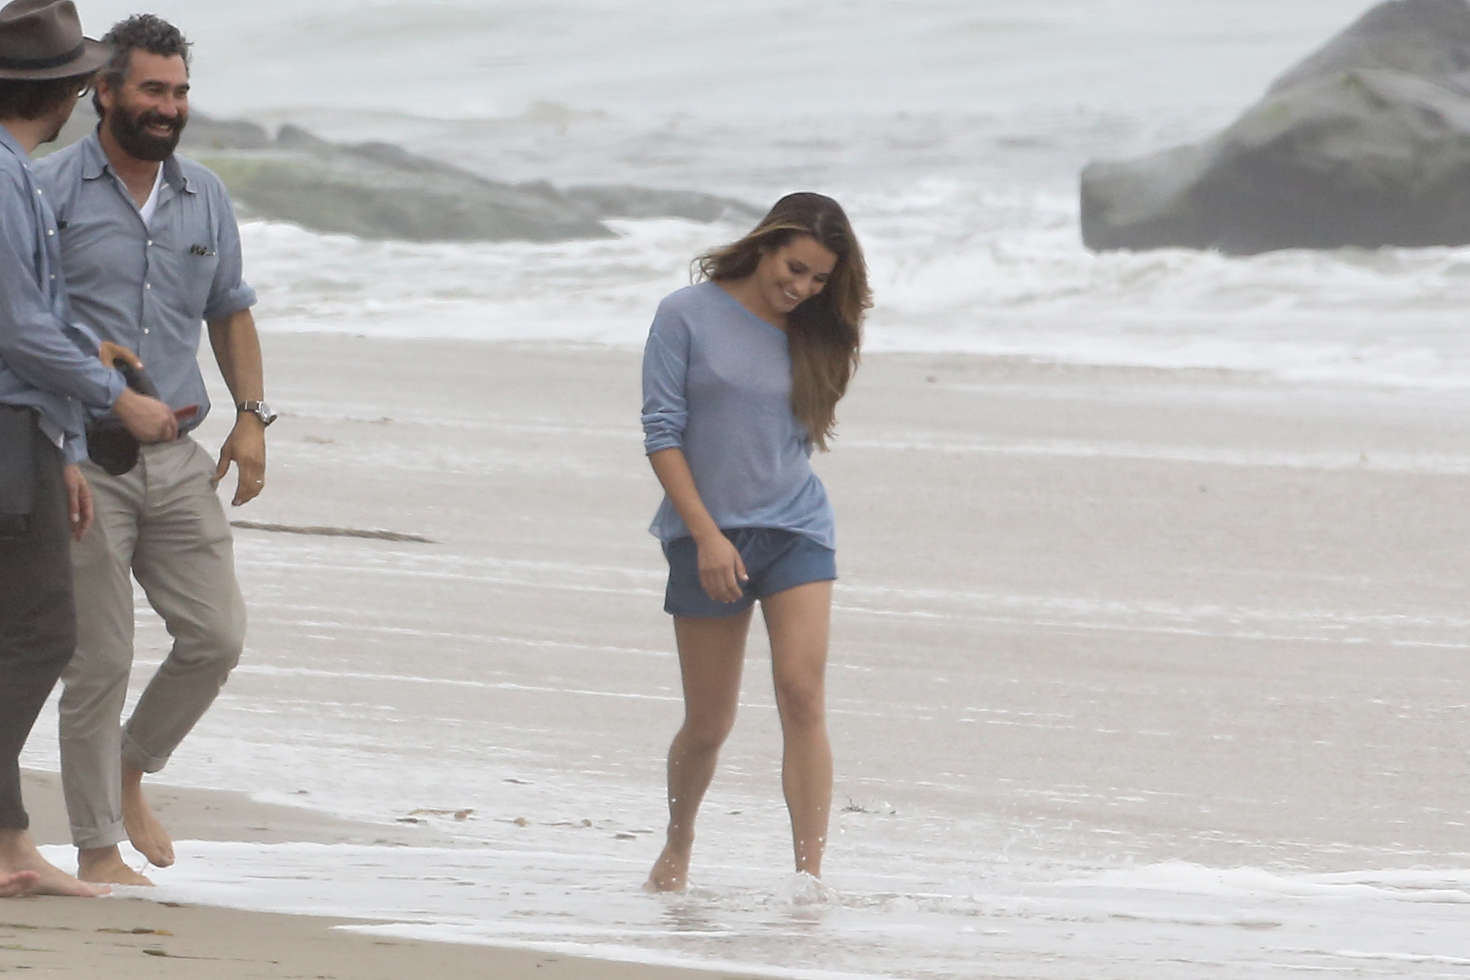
[661,527,836,618]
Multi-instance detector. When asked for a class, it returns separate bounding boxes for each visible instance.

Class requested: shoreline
[21,768,445,849]
[12,769,763,979]
[0,893,763,980]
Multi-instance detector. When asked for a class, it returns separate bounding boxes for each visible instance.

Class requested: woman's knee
[774,677,826,731]
[681,710,737,752]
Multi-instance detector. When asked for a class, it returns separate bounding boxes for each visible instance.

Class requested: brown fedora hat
[0,0,108,80]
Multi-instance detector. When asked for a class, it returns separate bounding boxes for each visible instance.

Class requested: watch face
[243,401,277,424]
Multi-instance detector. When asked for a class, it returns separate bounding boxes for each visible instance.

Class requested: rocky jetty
[50,112,758,243]
[1081,0,1470,254]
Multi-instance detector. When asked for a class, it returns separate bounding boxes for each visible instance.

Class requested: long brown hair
[696,192,871,450]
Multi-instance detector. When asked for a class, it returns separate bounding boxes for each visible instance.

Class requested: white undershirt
[137,164,165,226]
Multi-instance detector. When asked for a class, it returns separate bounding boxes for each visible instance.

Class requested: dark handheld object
[115,358,159,399]
[86,357,160,476]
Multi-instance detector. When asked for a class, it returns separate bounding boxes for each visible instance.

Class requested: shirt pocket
[153,239,218,320]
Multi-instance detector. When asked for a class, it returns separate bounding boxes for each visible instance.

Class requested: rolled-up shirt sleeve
[0,181,123,410]
[62,430,87,464]
[202,187,256,322]
[641,302,690,455]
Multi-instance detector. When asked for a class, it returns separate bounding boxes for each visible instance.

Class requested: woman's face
[752,234,838,320]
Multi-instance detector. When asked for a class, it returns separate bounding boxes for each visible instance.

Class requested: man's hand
[214,416,266,506]
[113,388,178,443]
[101,342,177,442]
[62,464,93,541]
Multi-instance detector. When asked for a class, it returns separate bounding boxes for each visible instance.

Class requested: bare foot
[122,768,174,868]
[0,830,110,897]
[645,841,692,892]
[0,870,39,897]
[77,845,152,886]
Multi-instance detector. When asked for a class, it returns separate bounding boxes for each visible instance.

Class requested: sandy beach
[11,332,1469,978]
[12,771,755,978]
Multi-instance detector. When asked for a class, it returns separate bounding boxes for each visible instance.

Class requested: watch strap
[237,400,275,425]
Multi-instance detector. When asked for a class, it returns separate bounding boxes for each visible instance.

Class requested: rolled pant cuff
[121,735,170,775]
[71,819,126,851]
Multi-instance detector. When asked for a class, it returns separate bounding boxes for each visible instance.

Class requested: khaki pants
[60,437,245,850]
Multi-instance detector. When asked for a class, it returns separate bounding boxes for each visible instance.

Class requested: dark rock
[50,108,271,152]
[1081,0,1470,254]
[179,114,272,151]
[44,111,756,244]
[193,123,614,243]
[564,184,764,223]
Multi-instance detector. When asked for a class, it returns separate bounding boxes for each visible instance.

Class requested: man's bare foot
[77,845,152,886]
[0,870,39,897]
[0,830,110,897]
[122,768,174,868]
[645,842,692,892]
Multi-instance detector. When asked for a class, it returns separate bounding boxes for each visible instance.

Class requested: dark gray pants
[0,409,74,830]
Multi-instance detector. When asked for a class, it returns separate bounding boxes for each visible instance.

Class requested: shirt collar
[0,124,29,163]
[79,127,191,193]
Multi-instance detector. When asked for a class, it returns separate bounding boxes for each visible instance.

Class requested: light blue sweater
[641,282,835,548]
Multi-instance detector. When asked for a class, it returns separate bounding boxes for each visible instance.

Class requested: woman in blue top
[641,192,871,891]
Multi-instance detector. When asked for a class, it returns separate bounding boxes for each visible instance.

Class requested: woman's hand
[695,531,748,603]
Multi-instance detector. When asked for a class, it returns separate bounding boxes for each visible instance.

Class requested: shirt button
[47,228,54,236]
[143,328,151,334]
[147,240,153,246]
[145,283,151,289]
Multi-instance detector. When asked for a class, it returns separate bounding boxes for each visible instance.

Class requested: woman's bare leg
[646,609,752,892]
[761,581,833,878]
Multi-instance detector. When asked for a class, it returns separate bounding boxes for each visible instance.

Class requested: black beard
[108,106,186,161]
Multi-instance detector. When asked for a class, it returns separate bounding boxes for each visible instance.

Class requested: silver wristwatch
[237,399,278,427]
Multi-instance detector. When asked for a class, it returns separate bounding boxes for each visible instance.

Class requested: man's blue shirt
[36,130,256,431]
[0,126,124,463]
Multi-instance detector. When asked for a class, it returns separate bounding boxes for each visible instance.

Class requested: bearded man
[36,13,274,886]
[0,0,178,900]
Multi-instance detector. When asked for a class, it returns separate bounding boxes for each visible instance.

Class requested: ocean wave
[238,193,1470,392]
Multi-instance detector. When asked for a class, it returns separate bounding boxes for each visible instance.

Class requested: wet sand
[8,333,1467,977]
[11,770,756,979]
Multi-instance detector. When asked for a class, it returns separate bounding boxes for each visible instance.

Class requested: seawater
[61,0,1470,388]
[31,840,1470,979]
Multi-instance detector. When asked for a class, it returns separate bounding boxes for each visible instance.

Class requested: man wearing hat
[37,12,269,887]
[0,0,177,898]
